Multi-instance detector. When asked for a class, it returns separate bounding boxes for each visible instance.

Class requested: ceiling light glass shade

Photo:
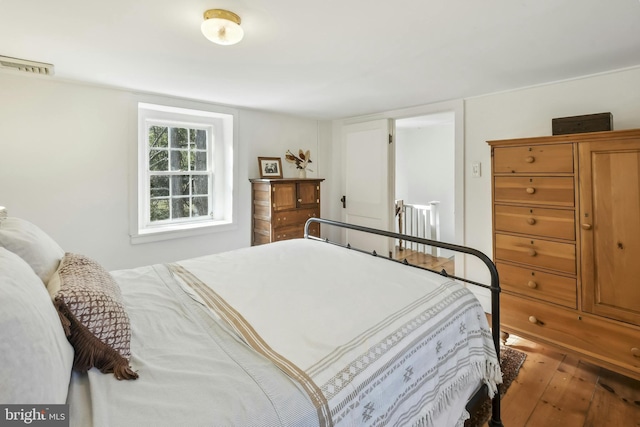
[201,9,244,45]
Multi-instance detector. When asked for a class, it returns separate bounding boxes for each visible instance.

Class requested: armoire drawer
[273,208,319,228]
[496,262,576,308]
[502,294,640,375]
[494,205,575,240]
[495,233,576,274]
[493,143,573,174]
[494,176,575,207]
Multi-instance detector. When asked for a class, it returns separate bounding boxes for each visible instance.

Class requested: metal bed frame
[304,217,503,427]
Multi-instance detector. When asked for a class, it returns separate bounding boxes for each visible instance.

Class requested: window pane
[193,175,208,195]
[170,128,188,149]
[150,175,169,197]
[193,151,207,171]
[149,149,168,171]
[192,129,207,150]
[170,149,187,171]
[171,175,190,196]
[149,126,168,148]
[192,197,208,217]
[150,199,169,222]
[172,198,190,218]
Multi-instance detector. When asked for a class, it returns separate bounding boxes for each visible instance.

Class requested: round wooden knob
[582,223,592,230]
[525,156,535,163]
[526,187,536,194]
[632,348,640,358]
[529,316,538,324]
[527,218,536,225]
[527,281,538,289]
[528,248,537,256]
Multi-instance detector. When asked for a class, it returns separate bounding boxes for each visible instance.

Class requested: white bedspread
[173,239,501,427]
[67,261,319,427]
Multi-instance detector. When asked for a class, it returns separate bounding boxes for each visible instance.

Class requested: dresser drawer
[273,208,319,229]
[502,294,640,376]
[494,205,575,240]
[497,262,576,308]
[493,144,573,174]
[273,223,319,241]
[494,176,574,207]
[495,234,576,274]
[273,226,303,241]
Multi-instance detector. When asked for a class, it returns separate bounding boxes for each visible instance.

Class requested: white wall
[395,124,455,246]
[3,66,640,280]
[327,66,640,311]
[464,66,640,308]
[0,72,324,270]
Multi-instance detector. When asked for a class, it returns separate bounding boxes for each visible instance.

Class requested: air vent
[0,55,54,75]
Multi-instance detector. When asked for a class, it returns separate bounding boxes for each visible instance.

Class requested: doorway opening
[392,112,456,274]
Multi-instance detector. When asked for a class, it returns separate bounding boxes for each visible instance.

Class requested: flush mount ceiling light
[201,9,244,45]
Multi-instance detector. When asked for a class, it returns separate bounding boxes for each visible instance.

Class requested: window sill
[130,220,236,244]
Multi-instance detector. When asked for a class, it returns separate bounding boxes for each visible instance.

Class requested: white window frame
[131,101,237,244]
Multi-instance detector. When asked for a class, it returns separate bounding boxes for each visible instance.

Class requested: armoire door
[579,138,640,326]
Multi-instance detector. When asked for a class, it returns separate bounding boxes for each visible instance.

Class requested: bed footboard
[304,218,503,427]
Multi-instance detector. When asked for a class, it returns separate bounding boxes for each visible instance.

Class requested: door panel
[580,139,640,326]
[272,183,296,211]
[342,119,392,255]
[297,181,319,208]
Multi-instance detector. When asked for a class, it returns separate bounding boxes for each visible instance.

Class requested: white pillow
[0,217,65,285]
[0,247,74,404]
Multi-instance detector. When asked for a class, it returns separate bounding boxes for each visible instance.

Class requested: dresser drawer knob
[528,248,537,257]
[526,187,536,194]
[525,156,535,163]
[528,316,539,324]
[632,348,640,358]
[527,280,538,289]
[527,218,536,225]
[582,223,592,230]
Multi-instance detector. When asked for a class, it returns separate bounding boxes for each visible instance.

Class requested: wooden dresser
[250,178,324,245]
[488,129,640,380]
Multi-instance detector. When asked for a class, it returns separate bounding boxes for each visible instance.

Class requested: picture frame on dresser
[258,157,283,179]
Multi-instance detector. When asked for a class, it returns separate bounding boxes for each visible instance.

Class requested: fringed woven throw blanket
[169,239,501,427]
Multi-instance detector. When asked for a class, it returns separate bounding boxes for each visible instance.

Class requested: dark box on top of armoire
[552,112,613,135]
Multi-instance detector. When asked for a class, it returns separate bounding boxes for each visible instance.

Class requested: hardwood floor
[490,333,640,427]
[392,247,455,275]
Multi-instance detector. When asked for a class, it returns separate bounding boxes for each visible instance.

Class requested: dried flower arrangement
[285,149,313,172]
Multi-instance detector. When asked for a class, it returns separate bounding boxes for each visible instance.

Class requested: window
[133,102,236,243]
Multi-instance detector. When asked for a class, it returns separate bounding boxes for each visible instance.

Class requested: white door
[341,119,394,256]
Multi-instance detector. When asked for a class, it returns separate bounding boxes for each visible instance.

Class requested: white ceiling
[1,0,639,120]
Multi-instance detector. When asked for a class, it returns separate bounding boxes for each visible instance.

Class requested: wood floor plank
[584,369,640,427]
[496,338,565,426]
[525,355,600,427]
[392,247,455,274]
